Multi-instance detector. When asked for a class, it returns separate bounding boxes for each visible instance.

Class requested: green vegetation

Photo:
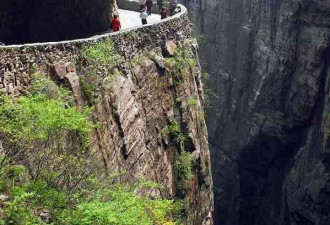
[82,39,120,67]
[166,121,194,200]
[187,97,198,108]
[0,73,183,225]
[0,160,182,225]
[130,56,142,68]
[0,94,91,143]
[167,49,196,87]
[175,151,194,198]
[81,39,121,105]
[168,120,186,148]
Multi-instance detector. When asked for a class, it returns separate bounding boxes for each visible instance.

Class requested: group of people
[110,0,180,32]
[139,0,180,25]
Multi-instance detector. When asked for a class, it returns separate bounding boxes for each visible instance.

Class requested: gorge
[182,0,330,224]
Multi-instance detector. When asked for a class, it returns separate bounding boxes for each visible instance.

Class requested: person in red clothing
[110,15,121,32]
[160,7,168,20]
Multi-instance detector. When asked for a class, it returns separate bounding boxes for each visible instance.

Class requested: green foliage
[82,39,120,67]
[0,65,185,225]
[167,120,186,147]
[187,97,198,108]
[187,59,197,69]
[166,49,197,87]
[0,160,182,225]
[0,94,92,143]
[130,56,142,68]
[65,185,176,225]
[81,39,121,105]
[175,151,194,198]
[201,72,210,82]
[1,187,37,225]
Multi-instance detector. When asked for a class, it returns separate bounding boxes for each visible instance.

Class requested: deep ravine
[182,0,330,224]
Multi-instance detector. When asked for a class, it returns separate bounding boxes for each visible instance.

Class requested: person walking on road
[169,0,178,15]
[110,15,121,32]
[146,0,153,16]
[157,0,163,11]
[138,0,146,10]
[160,7,168,20]
[140,7,148,25]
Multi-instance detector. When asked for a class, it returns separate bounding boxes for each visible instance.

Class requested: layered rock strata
[0,7,213,225]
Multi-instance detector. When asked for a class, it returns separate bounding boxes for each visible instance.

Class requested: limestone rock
[163,40,177,56]
[64,72,84,106]
[51,61,67,79]
[39,210,51,224]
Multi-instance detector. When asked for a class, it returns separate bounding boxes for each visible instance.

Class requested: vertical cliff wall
[0,0,117,44]
[0,7,213,224]
[183,0,330,224]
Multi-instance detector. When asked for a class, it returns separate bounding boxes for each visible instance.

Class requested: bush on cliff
[0,74,183,224]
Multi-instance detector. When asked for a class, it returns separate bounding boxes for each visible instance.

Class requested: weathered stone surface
[0,7,213,224]
[183,0,330,224]
[64,72,84,107]
[164,40,178,56]
[52,61,67,79]
[39,210,51,224]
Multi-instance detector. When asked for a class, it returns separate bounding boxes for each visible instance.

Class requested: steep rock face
[183,0,330,224]
[0,9,213,224]
[0,0,117,44]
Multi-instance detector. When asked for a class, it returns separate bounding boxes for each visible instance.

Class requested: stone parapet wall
[0,4,189,95]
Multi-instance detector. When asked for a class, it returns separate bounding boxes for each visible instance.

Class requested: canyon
[182,0,330,224]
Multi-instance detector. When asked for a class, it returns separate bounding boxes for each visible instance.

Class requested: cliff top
[0,3,186,49]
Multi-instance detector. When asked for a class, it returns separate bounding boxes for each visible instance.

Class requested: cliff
[183,0,330,224]
[0,4,213,225]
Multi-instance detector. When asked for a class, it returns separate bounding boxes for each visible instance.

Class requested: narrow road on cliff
[118,9,161,29]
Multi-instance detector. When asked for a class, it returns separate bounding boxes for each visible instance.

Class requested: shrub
[81,39,121,104]
[65,185,176,225]
[166,48,197,87]
[0,162,182,225]
[168,120,186,148]
[187,97,198,108]
[0,94,92,143]
[82,39,120,67]
[175,151,194,197]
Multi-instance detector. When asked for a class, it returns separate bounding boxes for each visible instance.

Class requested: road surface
[118,9,161,29]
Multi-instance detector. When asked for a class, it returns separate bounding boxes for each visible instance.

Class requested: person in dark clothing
[157,0,163,11]
[146,0,153,16]
[160,7,168,20]
[138,0,146,10]
[169,0,178,15]
[110,15,121,32]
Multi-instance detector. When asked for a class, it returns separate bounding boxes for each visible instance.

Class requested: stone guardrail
[0,3,189,95]
[0,3,187,49]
